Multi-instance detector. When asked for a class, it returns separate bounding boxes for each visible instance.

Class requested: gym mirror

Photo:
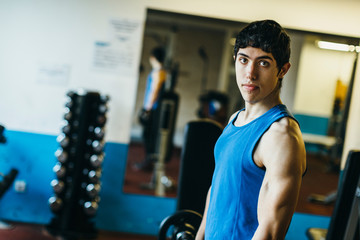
[122,10,245,197]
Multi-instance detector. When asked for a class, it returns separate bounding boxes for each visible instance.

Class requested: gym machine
[46,90,109,240]
[177,120,222,214]
[307,150,360,240]
[197,91,229,127]
[141,63,180,196]
[158,119,223,239]
[0,125,19,229]
[0,125,18,198]
[307,56,358,206]
[152,89,179,196]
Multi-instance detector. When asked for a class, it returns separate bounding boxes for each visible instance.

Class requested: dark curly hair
[234,20,291,71]
[151,47,166,64]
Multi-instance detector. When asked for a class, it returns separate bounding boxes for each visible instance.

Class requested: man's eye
[239,58,247,63]
[259,61,269,67]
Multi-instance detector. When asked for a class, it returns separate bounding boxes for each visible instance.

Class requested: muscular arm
[252,118,306,240]
[195,186,211,240]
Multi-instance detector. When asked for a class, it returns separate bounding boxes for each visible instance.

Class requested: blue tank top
[143,69,166,110]
[205,104,297,239]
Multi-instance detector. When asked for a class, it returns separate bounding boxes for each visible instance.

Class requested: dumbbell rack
[47,90,109,240]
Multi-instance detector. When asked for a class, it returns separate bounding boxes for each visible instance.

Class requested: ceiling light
[316,40,360,52]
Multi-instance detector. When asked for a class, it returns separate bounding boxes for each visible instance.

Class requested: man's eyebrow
[257,56,274,61]
[237,53,249,58]
[237,52,274,61]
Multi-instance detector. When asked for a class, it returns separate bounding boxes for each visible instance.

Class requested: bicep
[255,171,301,239]
[258,167,302,218]
[259,129,305,210]
[256,124,305,238]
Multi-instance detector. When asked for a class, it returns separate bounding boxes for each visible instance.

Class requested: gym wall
[295,43,355,117]
[0,0,360,236]
[293,39,357,135]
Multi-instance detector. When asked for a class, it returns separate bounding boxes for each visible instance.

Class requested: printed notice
[93,41,134,73]
[92,18,142,75]
[37,63,71,86]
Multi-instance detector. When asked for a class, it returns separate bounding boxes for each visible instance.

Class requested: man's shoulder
[228,111,240,124]
[263,116,304,153]
[259,116,306,173]
[269,116,300,136]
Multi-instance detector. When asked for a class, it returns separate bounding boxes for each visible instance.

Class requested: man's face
[234,47,290,105]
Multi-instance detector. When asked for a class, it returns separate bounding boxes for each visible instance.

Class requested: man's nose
[246,63,257,80]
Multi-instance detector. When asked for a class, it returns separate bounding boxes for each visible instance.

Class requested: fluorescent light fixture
[317,40,360,53]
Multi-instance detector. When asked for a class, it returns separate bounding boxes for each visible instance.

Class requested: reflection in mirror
[292,33,359,216]
[123,10,245,197]
[123,10,360,220]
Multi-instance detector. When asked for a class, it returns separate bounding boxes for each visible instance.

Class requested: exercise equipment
[333,57,357,165]
[198,46,209,94]
[158,210,202,240]
[307,150,360,240]
[308,190,337,205]
[157,119,222,239]
[0,125,19,229]
[47,90,109,240]
[0,125,6,144]
[153,90,179,196]
[306,56,358,206]
[0,169,18,200]
[0,125,19,198]
[141,69,180,195]
[177,120,222,214]
[197,90,229,127]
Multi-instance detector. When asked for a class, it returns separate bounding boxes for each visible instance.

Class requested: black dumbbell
[88,169,102,183]
[83,201,98,216]
[86,183,101,198]
[158,210,202,240]
[89,154,104,168]
[49,196,63,212]
[53,163,66,178]
[55,149,68,163]
[51,179,65,194]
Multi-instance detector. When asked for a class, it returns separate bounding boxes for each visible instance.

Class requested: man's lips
[242,84,258,91]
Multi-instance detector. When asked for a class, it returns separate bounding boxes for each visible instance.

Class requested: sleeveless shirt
[205,104,297,239]
[143,69,167,110]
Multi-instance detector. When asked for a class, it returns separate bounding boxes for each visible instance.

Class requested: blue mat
[286,212,330,239]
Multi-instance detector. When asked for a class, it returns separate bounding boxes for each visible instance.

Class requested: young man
[135,47,167,171]
[195,20,306,240]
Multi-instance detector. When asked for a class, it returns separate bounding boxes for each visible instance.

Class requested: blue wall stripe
[0,130,176,235]
[294,114,329,135]
[0,131,57,224]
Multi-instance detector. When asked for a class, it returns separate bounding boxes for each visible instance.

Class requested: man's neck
[151,62,163,70]
[243,84,282,121]
[241,97,282,125]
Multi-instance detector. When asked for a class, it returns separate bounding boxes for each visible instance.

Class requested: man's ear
[233,55,236,61]
[278,62,291,78]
